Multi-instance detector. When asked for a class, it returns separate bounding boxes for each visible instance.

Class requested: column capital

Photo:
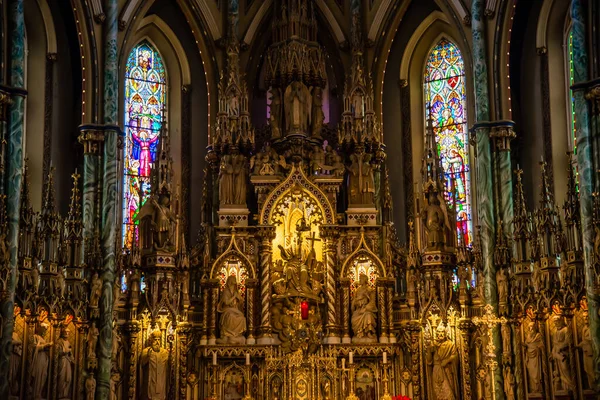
[489,121,516,152]
[255,225,276,242]
[78,125,105,155]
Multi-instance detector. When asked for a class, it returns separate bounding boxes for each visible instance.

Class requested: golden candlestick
[242,363,254,400]
[380,362,392,400]
[346,363,359,400]
[207,363,219,400]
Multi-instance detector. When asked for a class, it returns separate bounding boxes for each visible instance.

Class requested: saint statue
[503,366,516,400]
[496,269,508,305]
[284,81,309,133]
[523,320,545,393]
[423,191,451,250]
[347,151,375,205]
[57,328,74,400]
[219,149,247,206]
[351,274,377,342]
[578,313,594,388]
[9,331,22,396]
[551,315,575,392]
[90,272,102,308]
[426,327,459,400]
[311,86,324,138]
[148,194,176,251]
[321,379,331,400]
[219,154,235,205]
[85,374,96,400]
[30,323,53,400]
[110,370,121,400]
[270,89,282,139]
[87,322,99,360]
[217,276,246,344]
[139,331,169,400]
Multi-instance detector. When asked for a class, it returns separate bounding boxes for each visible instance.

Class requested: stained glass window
[122,41,167,248]
[424,38,472,246]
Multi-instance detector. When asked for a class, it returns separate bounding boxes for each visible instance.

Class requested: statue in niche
[10,331,23,396]
[311,87,324,138]
[85,374,96,400]
[277,243,322,300]
[110,370,121,400]
[270,89,282,139]
[321,379,332,400]
[501,323,512,355]
[219,148,247,206]
[351,273,377,343]
[496,269,508,305]
[56,328,74,400]
[423,191,451,250]
[90,272,102,308]
[503,366,516,400]
[217,275,246,344]
[284,81,309,133]
[139,331,169,400]
[550,315,575,392]
[87,322,99,360]
[577,312,594,388]
[310,145,325,175]
[523,320,545,393]
[30,323,53,400]
[426,326,459,400]
[144,193,176,251]
[271,379,282,400]
[347,151,375,205]
[251,144,279,176]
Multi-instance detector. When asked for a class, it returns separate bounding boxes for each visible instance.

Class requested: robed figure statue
[217,275,247,344]
[426,327,459,400]
[351,274,377,343]
[139,331,169,400]
[30,323,53,400]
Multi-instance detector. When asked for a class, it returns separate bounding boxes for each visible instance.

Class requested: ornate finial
[563,152,581,229]
[67,170,82,222]
[494,220,510,268]
[536,161,561,257]
[42,165,57,216]
[422,103,445,194]
[407,220,420,269]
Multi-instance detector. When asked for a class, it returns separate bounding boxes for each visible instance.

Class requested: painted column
[571,0,600,390]
[0,0,25,397]
[471,1,502,398]
[490,122,516,243]
[97,0,120,398]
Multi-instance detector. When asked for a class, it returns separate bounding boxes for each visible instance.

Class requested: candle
[212,352,217,366]
[342,358,346,369]
[349,351,354,365]
[383,351,387,364]
[301,301,309,320]
[246,353,250,365]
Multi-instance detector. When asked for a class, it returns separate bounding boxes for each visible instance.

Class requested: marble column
[0,0,25,397]
[471,1,503,398]
[571,0,600,390]
[97,0,120,397]
[490,122,516,246]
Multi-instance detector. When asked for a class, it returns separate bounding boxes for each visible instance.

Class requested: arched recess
[380,2,474,241]
[119,15,189,244]
[534,0,572,207]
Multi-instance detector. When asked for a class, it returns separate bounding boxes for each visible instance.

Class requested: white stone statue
[551,315,575,392]
[219,154,235,205]
[496,269,508,304]
[426,327,459,400]
[217,275,246,344]
[90,272,102,308]
[9,331,22,396]
[523,320,545,393]
[148,194,176,251]
[503,365,516,400]
[87,322,99,360]
[578,313,594,388]
[139,331,169,400]
[270,89,282,139]
[57,328,74,399]
[351,274,377,343]
[30,323,53,400]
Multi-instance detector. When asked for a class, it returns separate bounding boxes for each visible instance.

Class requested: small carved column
[257,226,275,344]
[387,279,395,343]
[377,278,388,343]
[246,278,257,344]
[125,322,140,400]
[76,322,89,400]
[340,278,351,343]
[177,323,191,400]
[321,225,340,343]
[208,279,220,345]
[408,322,422,400]
[458,320,474,400]
[200,280,209,345]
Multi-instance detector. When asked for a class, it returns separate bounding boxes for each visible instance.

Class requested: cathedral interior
[1,0,600,399]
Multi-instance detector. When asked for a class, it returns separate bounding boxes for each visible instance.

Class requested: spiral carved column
[322,226,340,343]
[377,278,388,343]
[246,278,257,344]
[201,280,209,345]
[458,320,474,399]
[177,323,191,400]
[257,226,275,344]
[208,280,220,345]
[387,280,395,342]
[125,322,140,400]
[340,278,351,343]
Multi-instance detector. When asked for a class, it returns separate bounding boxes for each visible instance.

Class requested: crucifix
[305,231,321,249]
[472,304,507,400]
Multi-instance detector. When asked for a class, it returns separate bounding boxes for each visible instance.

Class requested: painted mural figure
[426,327,459,400]
[217,275,246,344]
[351,274,377,342]
[551,315,575,391]
[30,323,52,400]
[139,331,169,400]
[523,321,545,393]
